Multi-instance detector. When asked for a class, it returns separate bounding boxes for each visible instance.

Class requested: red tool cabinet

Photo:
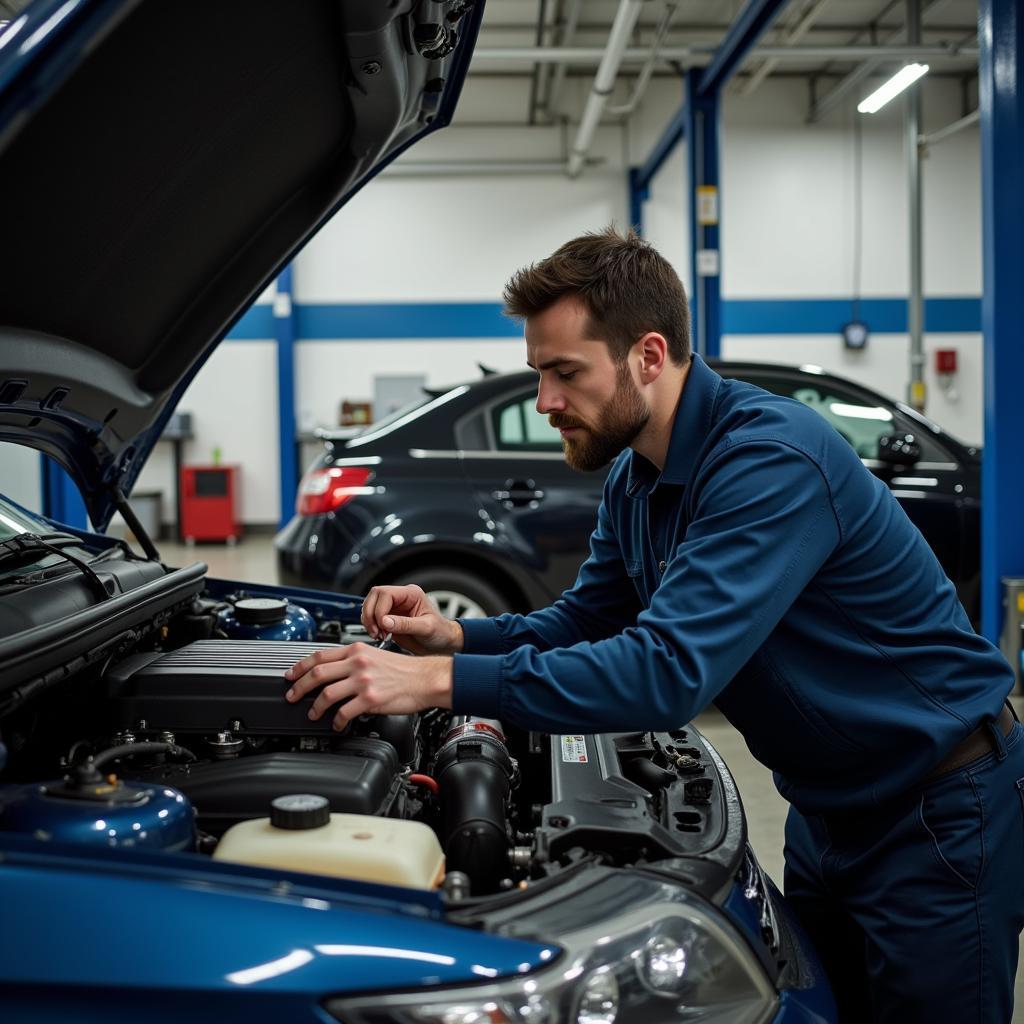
[180,465,241,542]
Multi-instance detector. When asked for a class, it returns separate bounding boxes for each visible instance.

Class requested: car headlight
[326,872,778,1024]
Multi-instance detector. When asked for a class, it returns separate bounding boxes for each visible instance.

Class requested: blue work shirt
[452,355,1013,813]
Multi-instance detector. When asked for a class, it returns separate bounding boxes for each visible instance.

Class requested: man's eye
[557,370,577,381]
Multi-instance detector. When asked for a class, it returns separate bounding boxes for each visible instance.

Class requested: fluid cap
[234,597,289,625]
[270,793,331,830]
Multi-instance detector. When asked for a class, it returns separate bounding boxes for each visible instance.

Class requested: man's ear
[635,332,668,383]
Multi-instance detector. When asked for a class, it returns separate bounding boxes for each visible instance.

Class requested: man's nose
[536,379,566,415]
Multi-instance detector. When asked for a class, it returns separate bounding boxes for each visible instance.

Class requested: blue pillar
[979,0,1024,642]
[40,454,88,530]
[686,71,722,360]
[628,167,646,236]
[274,265,299,531]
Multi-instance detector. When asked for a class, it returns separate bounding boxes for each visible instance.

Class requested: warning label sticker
[561,735,588,763]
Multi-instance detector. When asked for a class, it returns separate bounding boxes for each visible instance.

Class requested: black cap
[233,597,288,625]
[270,793,331,830]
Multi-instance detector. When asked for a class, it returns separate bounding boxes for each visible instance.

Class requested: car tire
[393,568,510,619]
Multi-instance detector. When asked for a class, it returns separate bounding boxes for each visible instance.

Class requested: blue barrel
[218,597,316,642]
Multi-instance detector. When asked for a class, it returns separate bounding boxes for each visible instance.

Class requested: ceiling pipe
[919,107,978,146]
[543,0,584,121]
[606,2,679,117]
[527,0,551,126]
[382,160,604,177]
[471,43,977,64]
[566,0,647,178]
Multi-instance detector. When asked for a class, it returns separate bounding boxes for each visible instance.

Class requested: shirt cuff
[451,653,504,719]
[457,616,504,654]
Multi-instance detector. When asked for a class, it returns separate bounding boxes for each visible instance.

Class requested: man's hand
[361,584,464,656]
[283,644,453,731]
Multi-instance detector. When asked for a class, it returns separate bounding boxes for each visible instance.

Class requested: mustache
[549,414,587,430]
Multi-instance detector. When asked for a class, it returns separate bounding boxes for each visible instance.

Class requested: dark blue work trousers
[784,721,1024,1022]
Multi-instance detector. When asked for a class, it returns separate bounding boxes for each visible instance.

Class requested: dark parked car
[0,2,836,1021]
[277,362,981,621]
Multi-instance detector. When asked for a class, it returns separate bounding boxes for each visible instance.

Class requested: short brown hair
[502,226,691,365]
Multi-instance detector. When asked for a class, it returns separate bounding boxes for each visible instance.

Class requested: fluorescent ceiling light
[857,63,929,113]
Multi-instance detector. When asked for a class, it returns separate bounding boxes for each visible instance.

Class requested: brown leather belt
[927,703,1016,780]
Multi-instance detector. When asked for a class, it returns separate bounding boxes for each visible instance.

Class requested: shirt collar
[625,354,722,497]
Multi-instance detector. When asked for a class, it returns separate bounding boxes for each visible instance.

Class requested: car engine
[0,588,728,899]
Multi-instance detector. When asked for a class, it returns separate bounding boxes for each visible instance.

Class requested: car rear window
[493,393,562,451]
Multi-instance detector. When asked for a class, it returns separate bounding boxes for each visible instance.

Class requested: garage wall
[111,72,983,527]
[130,340,279,530]
[0,442,42,513]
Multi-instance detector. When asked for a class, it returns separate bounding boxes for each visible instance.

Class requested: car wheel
[393,568,510,619]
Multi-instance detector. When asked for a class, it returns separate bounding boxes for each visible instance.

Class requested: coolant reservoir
[213,794,445,890]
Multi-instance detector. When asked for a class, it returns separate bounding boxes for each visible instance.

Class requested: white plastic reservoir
[213,794,445,890]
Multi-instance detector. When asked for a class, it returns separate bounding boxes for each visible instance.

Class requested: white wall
[0,442,43,513]
[130,341,279,527]
[89,71,983,526]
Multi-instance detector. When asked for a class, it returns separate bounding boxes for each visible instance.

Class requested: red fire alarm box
[935,348,958,374]
[180,465,241,542]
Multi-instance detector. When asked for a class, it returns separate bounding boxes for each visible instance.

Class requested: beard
[550,362,650,472]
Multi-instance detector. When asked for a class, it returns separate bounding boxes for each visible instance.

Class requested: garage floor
[160,535,1024,1018]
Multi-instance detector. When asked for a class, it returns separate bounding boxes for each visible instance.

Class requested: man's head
[503,227,691,471]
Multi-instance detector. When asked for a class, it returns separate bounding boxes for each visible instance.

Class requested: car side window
[493,393,562,452]
[743,375,949,462]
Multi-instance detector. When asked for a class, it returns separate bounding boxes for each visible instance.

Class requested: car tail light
[297,466,373,516]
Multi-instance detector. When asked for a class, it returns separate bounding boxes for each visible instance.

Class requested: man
[284,227,1023,1022]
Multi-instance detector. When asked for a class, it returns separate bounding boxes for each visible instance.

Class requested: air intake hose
[433,717,514,895]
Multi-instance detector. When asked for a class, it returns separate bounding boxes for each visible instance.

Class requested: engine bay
[0,582,731,900]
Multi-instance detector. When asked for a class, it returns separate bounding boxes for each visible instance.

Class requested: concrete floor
[157,534,1024,1019]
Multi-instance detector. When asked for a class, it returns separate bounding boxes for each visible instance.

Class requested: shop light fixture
[857,63,929,114]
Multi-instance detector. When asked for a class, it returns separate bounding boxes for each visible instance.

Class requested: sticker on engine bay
[561,735,588,763]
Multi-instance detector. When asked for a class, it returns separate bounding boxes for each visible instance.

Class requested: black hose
[86,741,195,770]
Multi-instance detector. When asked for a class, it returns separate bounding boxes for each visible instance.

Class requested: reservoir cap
[270,793,330,830]
[234,597,289,625]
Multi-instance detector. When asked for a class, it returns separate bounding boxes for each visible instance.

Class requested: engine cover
[105,639,346,735]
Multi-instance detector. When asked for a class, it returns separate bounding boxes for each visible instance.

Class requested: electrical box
[180,465,241,543]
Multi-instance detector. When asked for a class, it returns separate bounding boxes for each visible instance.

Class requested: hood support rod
[112,486,160,562]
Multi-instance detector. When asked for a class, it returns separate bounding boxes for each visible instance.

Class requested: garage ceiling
[0,1,980,142]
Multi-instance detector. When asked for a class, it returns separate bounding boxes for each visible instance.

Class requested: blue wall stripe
[722,297,982,335]
[227,304,276,338]
[224,297,982,341]
[297,302,521,339]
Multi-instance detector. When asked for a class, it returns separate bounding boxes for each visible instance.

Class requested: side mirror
[877,433,922,465]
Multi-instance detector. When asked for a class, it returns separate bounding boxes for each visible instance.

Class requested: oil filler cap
[270,793,331,830]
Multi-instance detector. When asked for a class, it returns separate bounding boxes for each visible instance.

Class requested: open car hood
[0,0,482,529]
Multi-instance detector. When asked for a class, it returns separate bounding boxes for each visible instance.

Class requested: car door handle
[493,480,545,508]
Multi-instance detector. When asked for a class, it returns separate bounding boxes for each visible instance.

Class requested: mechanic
[284,227,1024,1023]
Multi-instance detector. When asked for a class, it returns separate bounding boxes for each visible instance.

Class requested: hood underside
[0,0,481,528]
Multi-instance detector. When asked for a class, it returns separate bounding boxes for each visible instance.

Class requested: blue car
[0,2,836,1021]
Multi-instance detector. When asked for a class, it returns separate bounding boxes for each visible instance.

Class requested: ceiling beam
[740,0,834,96]
[696,0,791,96]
